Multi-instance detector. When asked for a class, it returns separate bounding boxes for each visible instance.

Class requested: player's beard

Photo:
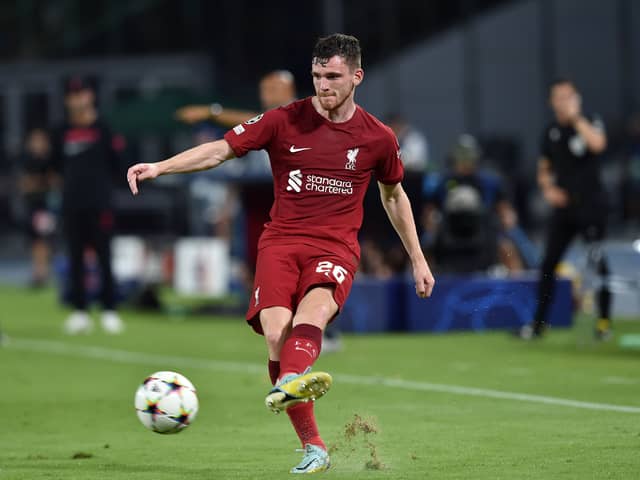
[318,82,355,112]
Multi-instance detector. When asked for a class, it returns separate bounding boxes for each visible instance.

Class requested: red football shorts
[246,242,357,335]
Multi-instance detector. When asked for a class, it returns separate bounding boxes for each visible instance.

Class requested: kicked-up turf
[1,285,639,479]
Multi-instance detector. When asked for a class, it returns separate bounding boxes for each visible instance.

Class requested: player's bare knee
[313,303,335,323]
[264,326,288,351]
[260,310,291,350]
[295,303,336,329]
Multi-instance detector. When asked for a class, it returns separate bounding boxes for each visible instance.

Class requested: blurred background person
[496,199,539,272]
[18,128,57,288]
[422,134,536,274]
[51,76,126,335]
[359,113,429,280]
[358,238,394,279]
[176,70,297,274]
[516,79,611,340]
[184,123,238,240]
[385,112,430,173]
[176,70,297,127]
[385,112,431,239]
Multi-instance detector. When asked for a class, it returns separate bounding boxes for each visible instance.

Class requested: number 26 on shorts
[315,261,348,284]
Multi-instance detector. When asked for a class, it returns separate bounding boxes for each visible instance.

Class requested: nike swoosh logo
[295,459,316,471]
[290,145,312,153]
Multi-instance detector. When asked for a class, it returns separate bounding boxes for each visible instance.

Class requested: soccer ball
[134,371,199,434]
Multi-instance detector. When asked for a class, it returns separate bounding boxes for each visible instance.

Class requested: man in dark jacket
[50,76,125,334]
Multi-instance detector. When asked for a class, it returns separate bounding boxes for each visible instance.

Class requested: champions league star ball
[134,371,199,434]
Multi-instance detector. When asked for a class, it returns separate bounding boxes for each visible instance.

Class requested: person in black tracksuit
[518,79,611,340]
[50,76,125,334]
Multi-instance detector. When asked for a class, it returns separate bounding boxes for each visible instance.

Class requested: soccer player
[127,34,434,474]
[516,79,611,340]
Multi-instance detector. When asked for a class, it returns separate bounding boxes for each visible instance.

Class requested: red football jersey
[224,97,403,260]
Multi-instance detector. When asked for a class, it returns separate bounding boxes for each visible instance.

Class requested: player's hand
[566,93,582,123]
[127,163,160,195]
[175,105,211,124]
[413,258,435,299]
[543,185,569,208]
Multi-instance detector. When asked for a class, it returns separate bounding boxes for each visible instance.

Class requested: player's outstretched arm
[174,105,212,124]
[127,139,235,195]
[175,104,259,129]
[378,181,435,298]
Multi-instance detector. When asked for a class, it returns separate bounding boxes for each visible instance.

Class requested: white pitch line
[6,338,640,414]
[602,376,639,385]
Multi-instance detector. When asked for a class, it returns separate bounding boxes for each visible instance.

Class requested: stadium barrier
[337,275,573,333]
[52,244,573,335]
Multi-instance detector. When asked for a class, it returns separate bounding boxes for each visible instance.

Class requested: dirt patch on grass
[331,414,385,470]
[71,452,93,459]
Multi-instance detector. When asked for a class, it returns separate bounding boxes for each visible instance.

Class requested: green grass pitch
[1,285,639,479]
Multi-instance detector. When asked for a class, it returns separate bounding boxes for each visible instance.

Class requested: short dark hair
[548,77,578,95]
[312,33,362,70]
[64,75,96,94]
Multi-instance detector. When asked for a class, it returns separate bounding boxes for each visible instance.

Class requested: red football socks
[270,324,325,450]
[278,324,322,378]
[268,359,280,386]
[287,402,325,450]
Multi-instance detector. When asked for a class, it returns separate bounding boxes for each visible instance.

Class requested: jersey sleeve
[223,109,282,158]
[375,129,404,185]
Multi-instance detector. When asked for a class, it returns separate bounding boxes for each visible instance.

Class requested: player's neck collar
[309,96,358,125]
